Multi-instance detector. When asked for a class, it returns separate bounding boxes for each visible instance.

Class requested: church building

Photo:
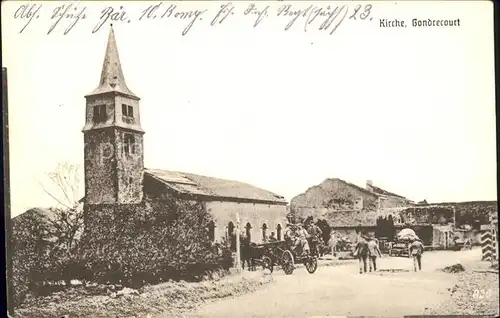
[82,26,288,246]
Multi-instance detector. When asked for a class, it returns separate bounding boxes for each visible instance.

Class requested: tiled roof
[145,169,287,204]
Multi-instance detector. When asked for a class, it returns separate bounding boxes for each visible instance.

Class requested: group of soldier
[262,216,427,273]
[353,232,425,274]
[280,217,324,256]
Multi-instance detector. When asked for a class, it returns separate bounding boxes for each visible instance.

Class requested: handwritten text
[10,2,376,36]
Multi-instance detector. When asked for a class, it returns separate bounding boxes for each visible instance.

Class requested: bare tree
[40,162,82,209]
[38,162,85,269]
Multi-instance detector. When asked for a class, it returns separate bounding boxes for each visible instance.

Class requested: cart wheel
[305,256,318,274]
[262,256,273,273]
[281,250,294,275]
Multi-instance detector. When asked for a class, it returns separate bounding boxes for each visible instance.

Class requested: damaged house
[290,178,458,249]
[290,178,414,243]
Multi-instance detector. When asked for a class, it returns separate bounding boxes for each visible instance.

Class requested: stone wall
[378,196,411,209]
[434,201,497,228]
[84,128,117,205]
[114,130,144,204]
[291,178,379,213]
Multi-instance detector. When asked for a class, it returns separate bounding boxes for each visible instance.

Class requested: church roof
[145,169,287,205]
[86,25,137,98]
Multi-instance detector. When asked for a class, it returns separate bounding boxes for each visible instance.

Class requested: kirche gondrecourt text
[379,18,461,28]
[379,18,406,28]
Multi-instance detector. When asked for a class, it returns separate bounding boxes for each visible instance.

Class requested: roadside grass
[427,260,499,316]
[13,271,274,318]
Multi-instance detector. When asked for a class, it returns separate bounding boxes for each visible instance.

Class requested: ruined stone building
[290,178,414,242]
[290,178,413,217]
[290,178,464,248]
[82,26,287,246]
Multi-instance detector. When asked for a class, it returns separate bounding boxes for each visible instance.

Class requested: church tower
[83,25,144,209]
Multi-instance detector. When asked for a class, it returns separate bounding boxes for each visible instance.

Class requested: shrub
[82,198,232,287]
[12,209,55,306]
[12,197,234,306]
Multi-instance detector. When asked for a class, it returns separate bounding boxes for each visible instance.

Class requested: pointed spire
[89,24,136,97]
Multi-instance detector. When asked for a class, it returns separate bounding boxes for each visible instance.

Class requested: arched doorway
[245,222,252,241]
[316,219,331,244]
[261,223,268,242]
[207,221,215,242]
[276,224,282,240]
[227,222,235,237]
[227,222,235,251]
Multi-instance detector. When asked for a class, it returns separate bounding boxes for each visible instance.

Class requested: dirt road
[190,249,481,317]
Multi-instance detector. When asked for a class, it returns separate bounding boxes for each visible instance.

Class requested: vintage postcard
[2,0,498,317]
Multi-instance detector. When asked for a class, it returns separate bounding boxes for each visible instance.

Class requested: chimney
[366,180,373,189]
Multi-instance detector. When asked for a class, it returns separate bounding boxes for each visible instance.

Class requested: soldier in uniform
[284,223,295,241]
[353,233,370,274]
[368,236,382,272]
[409,237,424,272]
[268,232,277,242]
[295,223,311,256]
[306,218,323,255]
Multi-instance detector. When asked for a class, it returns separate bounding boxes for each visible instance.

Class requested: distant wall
[331,227,376,243]
[378,196,411,209]
[436,201,497,227]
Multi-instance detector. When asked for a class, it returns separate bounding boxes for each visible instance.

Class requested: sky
[2,1,497,217]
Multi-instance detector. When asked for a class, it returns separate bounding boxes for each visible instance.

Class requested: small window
[93,105,107,122]
[122,104,134,118]
[123,134,136,154]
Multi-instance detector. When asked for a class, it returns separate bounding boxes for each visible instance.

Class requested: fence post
[481,231,493,261]
[491,214,498,263]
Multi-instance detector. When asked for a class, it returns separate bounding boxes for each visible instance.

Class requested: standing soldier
[328,230,338,257]
[306,218,323,255]
[409,237,424,271]
[368,236,382,272]
[353,232,370,274]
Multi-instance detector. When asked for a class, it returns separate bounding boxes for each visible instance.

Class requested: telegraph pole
[452,206,456,229]
[235,211,241,271]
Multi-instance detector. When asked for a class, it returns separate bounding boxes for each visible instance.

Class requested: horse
[239,236,257,271]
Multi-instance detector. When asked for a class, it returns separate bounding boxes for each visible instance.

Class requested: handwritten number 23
[349,4,372,20]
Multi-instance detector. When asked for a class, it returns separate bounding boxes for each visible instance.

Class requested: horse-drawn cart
[245,238,318,275]
[388,240,411,257]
